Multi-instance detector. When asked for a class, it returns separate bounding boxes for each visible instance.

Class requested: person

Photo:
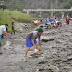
[25,24,28,34]
[43,19,45,22]
[55,17,56,20]
[39,20,42,24]
[34,21,38,27]
[0,24,8,54]
[71,17,72,20]
[44,24,49,30]
[43,18,46,24]
[34,25,43,31]
[25,24,28,30]
[25,29,43,57]
[54,23,58,28]
[50,18,55,22]
[49,18,52,22]
[46,17,49,23]
[66,15,70,25]
[58,17,60,21]
[11,18,15,35]
[1,27,8,39]
[55,20,59,24]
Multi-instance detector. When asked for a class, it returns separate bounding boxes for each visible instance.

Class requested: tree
[0,5,7,10]
[11,5,23,11]
[62,3,71,9]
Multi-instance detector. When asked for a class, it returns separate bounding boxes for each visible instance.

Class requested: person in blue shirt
[50,18,55,22]
[46,18,49,23]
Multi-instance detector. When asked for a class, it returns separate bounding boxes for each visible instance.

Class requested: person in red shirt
[66,16,70,25]
[11,18,15,35]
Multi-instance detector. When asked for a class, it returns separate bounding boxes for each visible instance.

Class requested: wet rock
[42,39,54,42]
[39,68,45,71]
[30,53,39,58]
[53,59,61,62]
[41,36,54,42]
[30,53,44,58]
[38,61,48,64]
[1,20,72,72]
[39,68,54,72]
[67,58,72,61]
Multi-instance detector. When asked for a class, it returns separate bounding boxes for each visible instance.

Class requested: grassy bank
[0,10,32,32]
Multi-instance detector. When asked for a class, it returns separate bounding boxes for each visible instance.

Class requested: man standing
[25,29,43,57]
[0,24,8,54]
[66,15,70,25]
[11,18,15,35]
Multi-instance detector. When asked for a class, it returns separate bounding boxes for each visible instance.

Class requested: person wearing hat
[34,25,43,31]
[66,15,70,25]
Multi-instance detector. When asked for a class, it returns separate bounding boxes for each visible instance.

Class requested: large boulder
[41,36,54,42]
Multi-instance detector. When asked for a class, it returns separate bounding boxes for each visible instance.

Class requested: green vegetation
[1,0,72,18]
[10,5,23,11]
[57,0,72,9]
[0,10,32,31]
[0,5,7,10]
[2,0,72,9]
[2,0,67,9]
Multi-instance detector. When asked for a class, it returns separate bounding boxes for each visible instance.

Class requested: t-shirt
[50,18,55,21]
[34,27,40,31]
[43,19,45,21]
[26,31,40,40]
[55,21,58,24]
[12,20,15,25]
[0,25,6,35]
[46,18,49,23]
[47,22,51,25]
[66,18,69,22]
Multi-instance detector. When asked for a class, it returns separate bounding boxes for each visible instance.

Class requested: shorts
[0,35,1,43]
[26,37,37,47]
[67,21,69,25]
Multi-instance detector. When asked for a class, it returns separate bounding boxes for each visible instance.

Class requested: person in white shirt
[0,24,8,54]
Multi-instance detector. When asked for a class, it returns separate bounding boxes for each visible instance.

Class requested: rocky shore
[0,20,72,72]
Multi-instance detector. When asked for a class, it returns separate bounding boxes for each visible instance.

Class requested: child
[25,29,43,57]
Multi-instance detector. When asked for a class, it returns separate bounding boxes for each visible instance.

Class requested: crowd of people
[34,17,62,30]
[0,15,71,57]
[24,15,72,57]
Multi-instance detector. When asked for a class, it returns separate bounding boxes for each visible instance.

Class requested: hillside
[0,10,32,31]
[3,0,72,9]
